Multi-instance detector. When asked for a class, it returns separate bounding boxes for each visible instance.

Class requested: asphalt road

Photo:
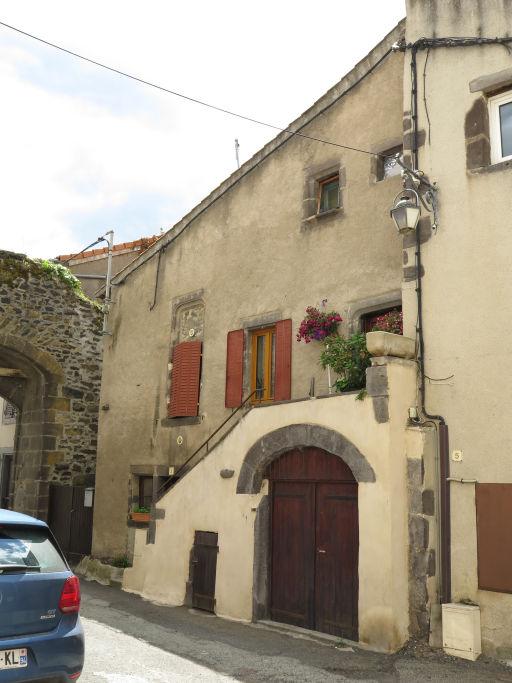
[80,581,512,682]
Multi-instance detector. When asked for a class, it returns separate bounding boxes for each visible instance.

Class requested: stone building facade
[401,0,512,659]
[92,0,512,658]
[92,22,428,653]
[0,251,102,518]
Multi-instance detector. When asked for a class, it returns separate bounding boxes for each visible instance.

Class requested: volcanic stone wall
[0,251,102,517]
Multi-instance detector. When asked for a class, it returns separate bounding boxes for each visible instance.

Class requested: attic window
[317,174,339,213]
[378,146,403,181]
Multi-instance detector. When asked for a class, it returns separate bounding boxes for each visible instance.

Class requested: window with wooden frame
[317,174,340,214]
[489,90,512,164]
[251,327,276,402]
[225,320,291,407]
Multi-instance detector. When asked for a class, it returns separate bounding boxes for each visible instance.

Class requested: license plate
[0,648,27,669]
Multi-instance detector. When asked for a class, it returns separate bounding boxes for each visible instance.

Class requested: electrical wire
[0,19,386,159]
[399,36,512,52]
[60,237,107,265]
[423,48,432,145]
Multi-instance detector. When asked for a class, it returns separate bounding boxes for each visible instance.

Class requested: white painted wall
[123,358,418,652]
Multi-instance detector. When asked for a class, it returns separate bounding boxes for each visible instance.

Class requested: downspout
[410,45,451,604]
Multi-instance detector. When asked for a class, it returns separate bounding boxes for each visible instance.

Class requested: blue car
[0,509,84,681]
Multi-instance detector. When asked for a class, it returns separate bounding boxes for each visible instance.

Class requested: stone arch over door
[237,423,375,622]
[237,423,375,495]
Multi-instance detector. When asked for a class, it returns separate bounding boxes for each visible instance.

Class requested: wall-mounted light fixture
[389,154,439,233]
[390,188,421,234]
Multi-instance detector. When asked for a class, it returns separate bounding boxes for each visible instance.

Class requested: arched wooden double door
[268,447,358,639]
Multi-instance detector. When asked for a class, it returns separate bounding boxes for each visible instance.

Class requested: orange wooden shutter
[274,319,292,401]
[168,340,202,417]
[225,329,245,408]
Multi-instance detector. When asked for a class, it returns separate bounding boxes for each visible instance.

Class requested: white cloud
[0,0,405,258]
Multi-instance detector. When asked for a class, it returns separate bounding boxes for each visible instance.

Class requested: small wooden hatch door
[191,531,219,612]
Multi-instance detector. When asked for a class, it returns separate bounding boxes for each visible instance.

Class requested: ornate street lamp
[390,189,421,234]
[388,154,439,233]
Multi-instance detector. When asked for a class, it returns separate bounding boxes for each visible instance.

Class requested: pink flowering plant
[296,306,343,343]
[370,309,403,335]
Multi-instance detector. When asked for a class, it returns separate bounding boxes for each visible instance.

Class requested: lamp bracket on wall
[393,154,439,232]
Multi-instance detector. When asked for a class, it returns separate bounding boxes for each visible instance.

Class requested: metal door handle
[317,549,326,554]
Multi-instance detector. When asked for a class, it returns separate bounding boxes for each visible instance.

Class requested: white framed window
[489,90,512,164]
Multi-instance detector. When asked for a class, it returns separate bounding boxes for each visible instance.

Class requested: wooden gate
[268,447,358,639]
[48,484,94,563]
[0,453,13,508]
[191,531,219,612]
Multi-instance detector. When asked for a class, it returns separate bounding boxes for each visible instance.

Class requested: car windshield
[0,525,67,573]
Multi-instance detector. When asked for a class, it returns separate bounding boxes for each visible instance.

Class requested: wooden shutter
[476,483,512,593]
[274,319,292,401]
[225,329,245,408]
[168,340,202,417]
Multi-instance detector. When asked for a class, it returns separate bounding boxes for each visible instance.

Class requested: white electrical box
[442,603,481,661]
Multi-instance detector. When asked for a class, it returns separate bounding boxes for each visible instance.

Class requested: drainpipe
[102,230,114,336]
[410,45,451,604]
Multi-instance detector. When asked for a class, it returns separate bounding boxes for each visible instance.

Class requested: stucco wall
[404,0,512,657]
[93,23,406,559]
[123,358,419,652]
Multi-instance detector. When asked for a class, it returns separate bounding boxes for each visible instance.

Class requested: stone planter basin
[366,331,416,359]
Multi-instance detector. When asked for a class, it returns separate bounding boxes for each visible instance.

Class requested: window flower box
[130,510,150,523]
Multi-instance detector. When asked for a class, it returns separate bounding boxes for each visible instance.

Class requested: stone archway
[0,338,63,518]
[0,252,102,520]
[237,423,375,621]
[237,423,375,494]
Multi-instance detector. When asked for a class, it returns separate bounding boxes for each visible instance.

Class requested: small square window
[317,174,339,213]
[489,90,512,164]
[377,146,403,181]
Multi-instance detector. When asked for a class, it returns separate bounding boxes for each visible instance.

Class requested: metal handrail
[155,389,259,500]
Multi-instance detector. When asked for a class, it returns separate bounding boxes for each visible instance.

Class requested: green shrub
[320,333,371,392]
[37,259,83,294]
[110,554,131,568]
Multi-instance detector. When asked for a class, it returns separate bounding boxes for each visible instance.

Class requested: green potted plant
[320,333,371,395]
[130,506,151,523]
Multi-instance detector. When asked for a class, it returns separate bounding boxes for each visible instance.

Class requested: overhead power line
[0,19,383,159]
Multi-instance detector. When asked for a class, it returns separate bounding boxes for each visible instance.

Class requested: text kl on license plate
[0,648,28,669]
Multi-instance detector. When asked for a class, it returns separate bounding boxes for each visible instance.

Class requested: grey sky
[0,1,405,258]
